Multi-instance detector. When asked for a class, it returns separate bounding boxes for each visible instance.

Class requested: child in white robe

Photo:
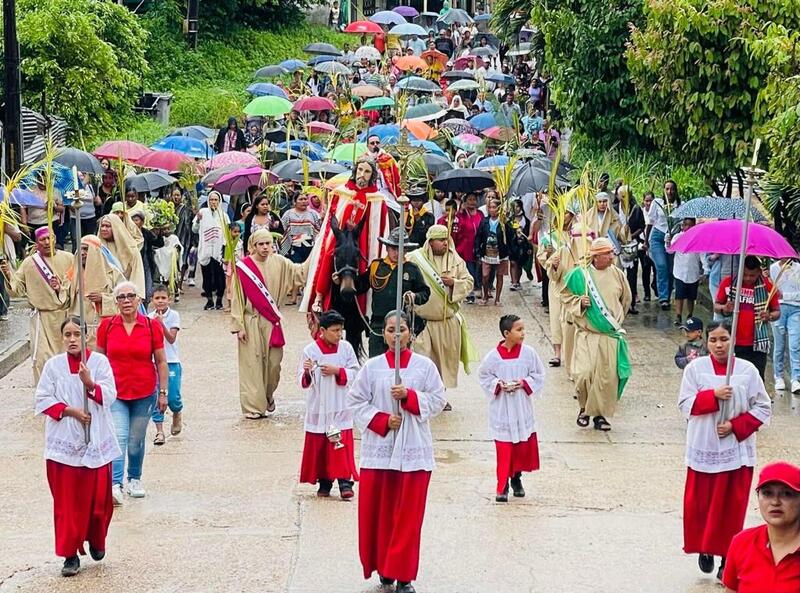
[479,314,546,502]
[298,310,360,498]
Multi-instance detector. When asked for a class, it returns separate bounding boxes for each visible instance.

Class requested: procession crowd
[1,5,799,593]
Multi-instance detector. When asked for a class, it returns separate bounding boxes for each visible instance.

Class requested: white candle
[71,165,79,194]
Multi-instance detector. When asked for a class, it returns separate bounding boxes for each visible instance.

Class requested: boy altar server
[479,314,546,502]
[298,310,360,499]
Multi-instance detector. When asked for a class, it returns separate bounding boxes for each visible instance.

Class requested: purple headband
[34,227,51,240]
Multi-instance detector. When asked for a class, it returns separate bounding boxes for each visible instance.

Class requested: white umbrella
[355,46,382,62]
[314,61,353,76]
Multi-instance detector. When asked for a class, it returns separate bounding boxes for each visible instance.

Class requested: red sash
[235,257,286,348]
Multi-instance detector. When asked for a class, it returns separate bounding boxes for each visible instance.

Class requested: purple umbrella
[393,6,419,18]
[441,118,478,136]
[214,167,277,195]
[668,220,796,259]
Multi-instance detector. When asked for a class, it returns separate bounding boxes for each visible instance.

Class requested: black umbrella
[508,161,570,197]
[441,70,476,81]
[254,65,289,78]
[423,154,455,177]
[432,168,494,193]
[308,161,349,178]
[474,33,500,48]
[304,42,343,56]
[270,159,304,180]
[54,148,104,175]
[125,171,176,193]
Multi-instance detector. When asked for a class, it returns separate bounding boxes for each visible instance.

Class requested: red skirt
[299,429,359,484]
[358,469,431,583]
[46,460,113,558]
[495,434,540,493]
[683,466,753,557]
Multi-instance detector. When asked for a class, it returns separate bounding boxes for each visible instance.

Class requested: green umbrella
[327,142,368,162]
[447,79,480,92]
[404,103,447,121]
[362,97,395,110]
[243,96,293,117]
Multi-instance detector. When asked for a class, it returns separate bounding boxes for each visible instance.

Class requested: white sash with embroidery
[585,268,625,334]
[32,252,56,288]
[235,260,284,322]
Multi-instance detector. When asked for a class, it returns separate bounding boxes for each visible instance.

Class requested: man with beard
[365,134,402,203]
[301,157,392,314]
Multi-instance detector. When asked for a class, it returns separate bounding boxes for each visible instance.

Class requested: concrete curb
[0,339,29,380]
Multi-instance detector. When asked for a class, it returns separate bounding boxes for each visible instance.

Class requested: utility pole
[3,0,23,177]
[185,0,199,50]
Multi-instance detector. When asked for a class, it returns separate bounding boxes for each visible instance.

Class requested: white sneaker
[187,278,196,287]
[792,380,800,394]
[112,483,124,506]
[775,377,786,391]
[127,479,146,498]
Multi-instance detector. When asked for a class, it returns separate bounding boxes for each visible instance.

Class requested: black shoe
[697,553,714,574]
[215,297,223,310]
[673,316,682,326]
[379,575,395,586]
[660,301,670,311]
[495,484,509,502]
[643,296,652,302]
[628,307,639,315]
[510,473,525,497]
[203,300,214,310]
[716,557,725,581]
[61,556,80,577]
[397,582,416,593]
[466,295,475,304]
[339,479,355,500]
[89,545,105,561]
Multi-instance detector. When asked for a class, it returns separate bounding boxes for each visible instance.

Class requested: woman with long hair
[242,194,284,256]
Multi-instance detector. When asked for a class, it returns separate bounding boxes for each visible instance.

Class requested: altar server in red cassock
[678,319,772,580]
[298,310,360,499]
[479,314,546,502]
[34,316,121,577]
[347,310,446,593]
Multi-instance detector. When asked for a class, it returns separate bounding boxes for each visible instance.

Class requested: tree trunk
[724,175,733,199]
[735,168,745,199]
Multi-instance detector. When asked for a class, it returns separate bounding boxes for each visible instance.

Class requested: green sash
[564,266,631,398]
[407,249,479,373]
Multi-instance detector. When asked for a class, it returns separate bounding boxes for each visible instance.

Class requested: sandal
[576,409,590,428]
[443,402,452,411]
[153,432,166,446]
[548,358,561,367]
[244,412,262,420]
[593,416,612,431]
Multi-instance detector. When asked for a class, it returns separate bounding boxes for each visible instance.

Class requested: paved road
[1,280,798,592]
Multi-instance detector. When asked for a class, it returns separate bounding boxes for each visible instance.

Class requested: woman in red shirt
[723,461,800,592]
[96,281,167,506]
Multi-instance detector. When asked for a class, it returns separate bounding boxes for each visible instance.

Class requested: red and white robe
[478,342,546,493]
[34,351,120,558]
[348,349,446,583]
[298,338,360,484]
[678,356,771,556]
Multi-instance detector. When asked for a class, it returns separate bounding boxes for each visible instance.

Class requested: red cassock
[46,461,114,557]
[299,430,359,484]
[495,435,540,493]
[358,468,431,582]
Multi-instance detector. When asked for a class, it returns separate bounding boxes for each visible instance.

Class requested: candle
[71,165,79,194]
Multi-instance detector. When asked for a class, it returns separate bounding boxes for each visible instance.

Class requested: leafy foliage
[527,0,645,148]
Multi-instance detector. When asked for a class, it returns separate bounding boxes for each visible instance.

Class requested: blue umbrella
[22,162,82,196]
[370,10,406,25]
[168,126,215,140]
[152,136,216,159]
[474,13,492,21]
[486,72,515,85]
[469,112,498,131]
[476,155,510,170]
[670,197,768,222]
[0,186,45,207]
[360,124,401,142]
[274,140,326,161]
[389,23,428,37]
[247,83,289,99]
[279,59,308,73]
[308,55,337,66]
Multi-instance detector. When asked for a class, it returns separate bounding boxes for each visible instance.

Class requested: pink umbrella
[137,149,194,172]
[308,121,337,134]
[668,220,796,259]
[94,140,152,163]
[204,151,260,170]
[294,96,336,112]
[214,167,277,195]
[454,55,484,70]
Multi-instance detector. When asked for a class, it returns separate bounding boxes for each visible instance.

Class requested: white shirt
[648,198,670,233]
[35,352,121,468]
[149,308,180,363]
[671,231,704,284]
[298,339,359,433]
[678,356,771,473]
[348,352,446,472]
[770,261,800,306]
[478,343,546,442]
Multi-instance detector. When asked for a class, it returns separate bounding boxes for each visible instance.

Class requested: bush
[170,88,244,128]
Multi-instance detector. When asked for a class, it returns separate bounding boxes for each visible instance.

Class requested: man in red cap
[723,461,800,592]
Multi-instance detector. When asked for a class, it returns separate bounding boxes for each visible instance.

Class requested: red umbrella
[93,140,152,163]
[482,126,516,141]
[308,121,337,134]
[345,20,383,34]
[136,150,194,172]
[214,167,277,195]
[204,151,260,170]
[293,96,336,112]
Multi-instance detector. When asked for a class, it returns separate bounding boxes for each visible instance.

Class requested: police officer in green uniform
[358,227,431,357]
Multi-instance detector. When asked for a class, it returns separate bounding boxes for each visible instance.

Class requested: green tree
[1,0,148,138]
[627,0,800,192]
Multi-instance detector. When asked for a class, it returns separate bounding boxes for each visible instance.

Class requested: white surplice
[678,356,771,474]
[34,353,121,468]
[348,352,446,472]
[297,339,360,433]
[478,344,546,443]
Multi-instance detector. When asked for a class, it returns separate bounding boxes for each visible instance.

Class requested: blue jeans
[772,304,800,381]
[466,260,481,292]
[111,394,155,485]
[152,362,183,423]
[649,229,672,302]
